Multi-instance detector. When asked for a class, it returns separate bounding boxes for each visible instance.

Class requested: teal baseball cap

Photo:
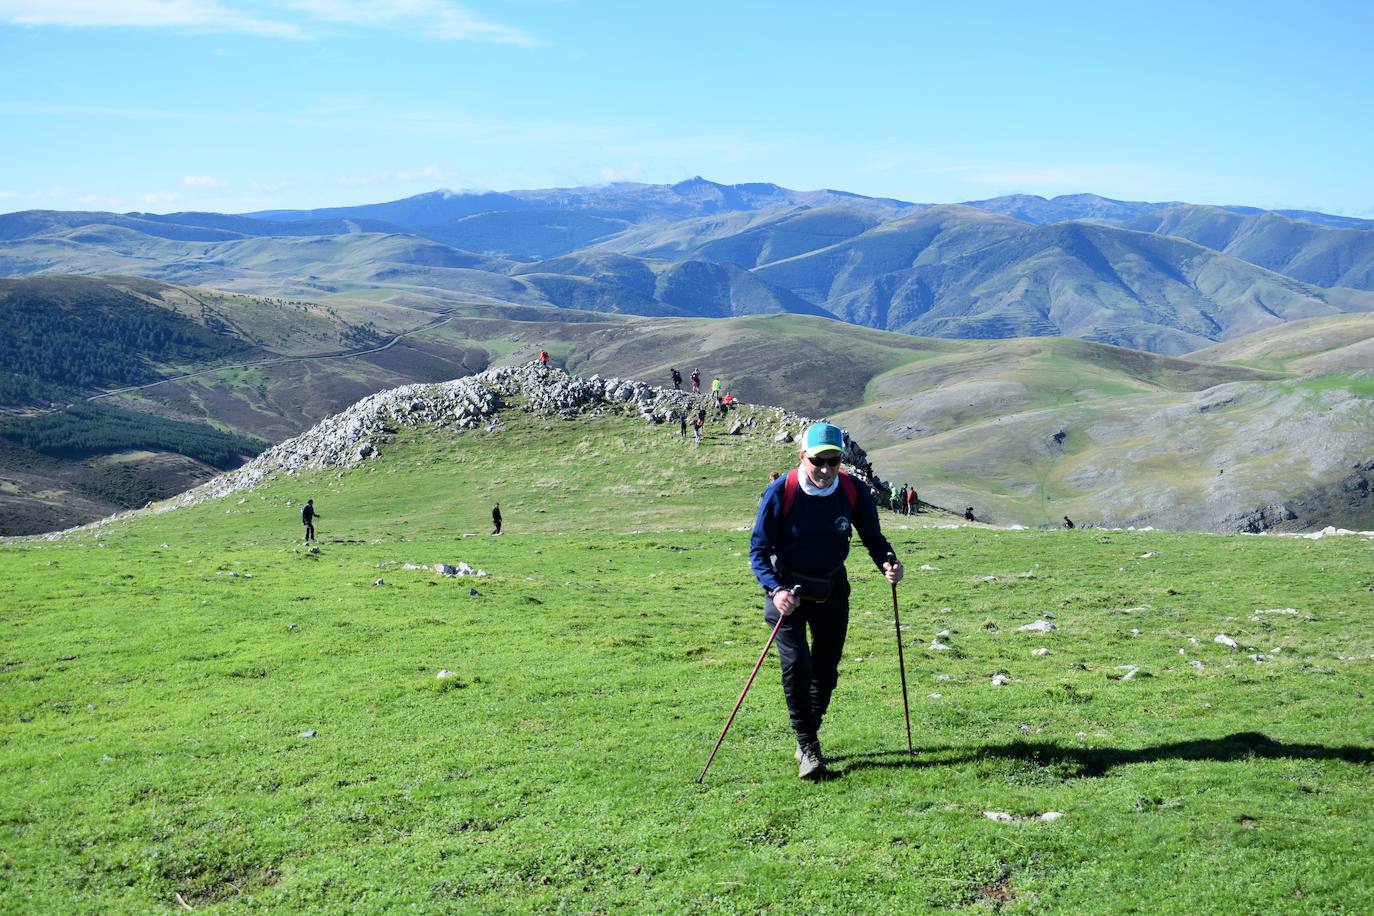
[802,422,844,457]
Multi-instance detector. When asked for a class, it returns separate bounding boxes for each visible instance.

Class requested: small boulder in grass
[1215,634,1239,648]
[298,730,317,739]
[436,669,456,679]
[929,641,953,652]
[1032,647,1050,657]
[991,674,1011,686]
[1019,620,1057,633]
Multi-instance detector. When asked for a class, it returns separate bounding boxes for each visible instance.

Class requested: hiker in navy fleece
[750,422,903,779]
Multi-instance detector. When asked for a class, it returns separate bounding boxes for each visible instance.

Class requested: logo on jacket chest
[835,516,851,535]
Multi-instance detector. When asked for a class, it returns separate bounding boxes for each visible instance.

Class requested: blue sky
[2,0,1371,216]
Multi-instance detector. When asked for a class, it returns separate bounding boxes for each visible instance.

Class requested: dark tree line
[0,278,253,399]
[0,402,265,469]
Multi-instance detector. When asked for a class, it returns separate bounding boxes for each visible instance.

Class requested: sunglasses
[808,454,842,467]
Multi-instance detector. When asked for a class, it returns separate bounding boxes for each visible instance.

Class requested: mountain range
[4,179,1374,356]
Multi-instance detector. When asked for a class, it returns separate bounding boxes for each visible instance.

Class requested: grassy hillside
[1187,313,1374,375]
[2,405,1372,913]
[828,333,1373,533]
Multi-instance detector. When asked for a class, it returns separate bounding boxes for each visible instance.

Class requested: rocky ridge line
[165,362,890,511]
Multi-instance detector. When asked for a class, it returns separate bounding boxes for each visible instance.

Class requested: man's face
[801,450,841,488]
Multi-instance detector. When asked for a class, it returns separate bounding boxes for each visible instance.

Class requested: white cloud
[286,0,540,46]
[251,180,292,193]
[0,190,18,199]
[599,163,644,183]
[0,0,303,38]
[183,174,225,188]
[395,164,447,182]
[0,0,537,43]
[141,191,180,205]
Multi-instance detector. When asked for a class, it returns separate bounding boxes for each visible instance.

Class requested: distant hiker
[907,488,918,515]
[750,422,903,780]
[898,484,908,513]
[693,416,704,443]
[691,368,701,392]
[539,350,550,370]
[671,368,682,390]
[723,393,736,409]
[697,407,707,424]
[492,503,502,535]
[679,413,688,437]
[964,507,976,522]
[1064,516,1075,529]
[301,499,318,543]
[711,377,722,404]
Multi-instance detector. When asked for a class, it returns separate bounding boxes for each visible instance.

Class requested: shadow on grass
[831,732,1374,778]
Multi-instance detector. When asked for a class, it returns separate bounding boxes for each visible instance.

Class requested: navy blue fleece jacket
[750,472,895,593]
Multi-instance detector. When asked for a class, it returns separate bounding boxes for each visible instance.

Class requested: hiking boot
[797,739,825,780]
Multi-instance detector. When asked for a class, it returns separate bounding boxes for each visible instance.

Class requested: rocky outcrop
[163,362,892,511]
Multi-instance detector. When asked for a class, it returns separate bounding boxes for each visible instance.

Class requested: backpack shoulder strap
[782,468,800,518]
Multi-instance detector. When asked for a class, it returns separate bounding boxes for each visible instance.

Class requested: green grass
[3,408,1373,913]
[1289,372,1374,399]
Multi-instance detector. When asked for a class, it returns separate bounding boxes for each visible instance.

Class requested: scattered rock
[1039,811,1065,822]
[308,546,321,555]
[1018,620,1057,633]
[928,641,953,652]
[928,693,942,699]
[983,811,1015,823]
[1031,647,1050,657]
[1214,634,1239,648]
[1189,660,1205,669]
[468,587,480,597]
[1249,608,1300,621]
[298,730,316,739]
[919,564,939,571]
[436,564,457,576]
[372,578,385,587]
[935,674,951,681]
[991,674,1011,686]
[436,669,455,679]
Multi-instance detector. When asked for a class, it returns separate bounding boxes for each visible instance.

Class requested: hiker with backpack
[749,422,903,779]
[671,368,682,391]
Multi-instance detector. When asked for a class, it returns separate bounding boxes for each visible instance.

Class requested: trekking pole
[696,586,799,783]
[886,551,914,756]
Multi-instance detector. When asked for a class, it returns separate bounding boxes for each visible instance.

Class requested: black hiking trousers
[763,575,850,743]
[303,521,314,542]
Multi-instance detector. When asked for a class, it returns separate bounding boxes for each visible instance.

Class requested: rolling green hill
[2,388,1371,912]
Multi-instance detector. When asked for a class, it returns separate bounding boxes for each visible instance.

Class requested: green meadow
[3,408,1372,913]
